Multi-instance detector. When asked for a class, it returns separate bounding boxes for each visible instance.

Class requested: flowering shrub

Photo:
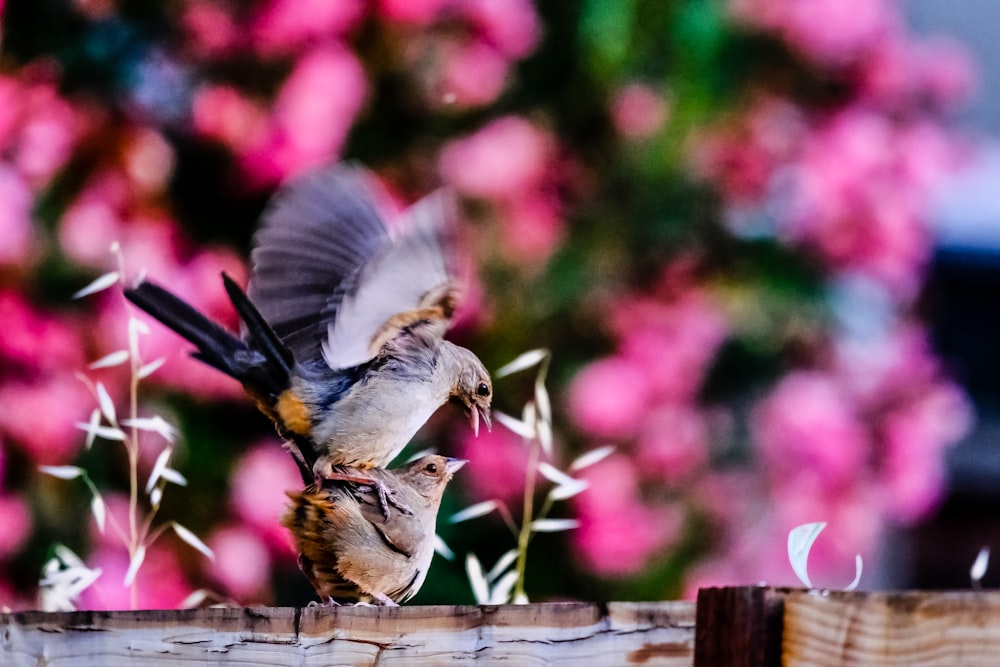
[0,0,977,607]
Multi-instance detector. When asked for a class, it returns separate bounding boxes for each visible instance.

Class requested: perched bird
[123,164,492,498]
[282,454,466,606]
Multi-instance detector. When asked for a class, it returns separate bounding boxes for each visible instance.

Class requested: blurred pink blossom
[860,36,976,110]
[191,85,269,156]
[689,99,803,204]
[13,80,82,184]
[613,291,729,402]
[879,383,971,523]
[229,441,301,558]
[440,116,553,201]
[495,194,564,263]
[182,1,240,57]
[0,165,34,266]
[0,376,92,464]
[0,75,21,148]
[0,294,85,372]
[123,129,175,195]
[752,371,868,491]
[58,170,129,268]
[376,0,447,26]
[254,45,368,183]
[209,525,274,602]
[611,83,668,139]
[252,0,364,55]
[0,495,31,558]
[777,109,951,295]
[567,355,652,439]
[79,542,192,610]
[835,323,941,405]
[635,403,709,483]
[457,424,531,505]
[574,456,683,575]
[731,0,896,66]
[436,38,510,109]
[461,0,541,59]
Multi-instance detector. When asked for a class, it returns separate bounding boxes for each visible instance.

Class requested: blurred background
[0,0,997,609]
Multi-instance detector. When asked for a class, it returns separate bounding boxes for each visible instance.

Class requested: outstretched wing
[248,164,390,363]
[249,163,460,371]
[322,190,459,371]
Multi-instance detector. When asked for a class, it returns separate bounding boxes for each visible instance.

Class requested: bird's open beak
[444,458,468,475]
[470,405,492,436]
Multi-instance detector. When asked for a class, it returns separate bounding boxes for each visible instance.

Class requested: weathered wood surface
[0,602,696,666]
[782,589,1000,667]
[696,586,1000,667]
[694,587,784,667]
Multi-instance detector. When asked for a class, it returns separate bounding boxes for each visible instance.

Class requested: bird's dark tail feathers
[123,274,293,398]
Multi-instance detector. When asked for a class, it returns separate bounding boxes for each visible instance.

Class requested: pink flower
[123,128,175,195]
[689,99,803,205]
[731,0,897,66]
[860,35,975,111]
[752,371,868,490]
[456,424,531,505]
[0,165,35,267]
[0,75,22,149]
[574,456,683,575]
[0,494,31,558]
[79,542,192,610]
[191,85,269,156]
[228,441,302,558]
[440,116,553,201]
[0,291,83,373]
[777,109,947,295]
[209,525,274,603]
[0,376,92,464]
[376,0,447,26]
[58,171,128,269]
[879,383,970,523]
[567,355,653,439]
[635,404,709,483]
[461,0,541,59]
[611,83,668,139]
[613,291,728,402]
[257,45,368,182]
[436,38,511,109]
[14,81,81,184]
[182,1,240,57]
[252,0,364,54]
[495,194,564,263]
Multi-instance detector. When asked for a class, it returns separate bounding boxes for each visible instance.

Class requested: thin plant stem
[115,247,141,610]
[512,430,541,603]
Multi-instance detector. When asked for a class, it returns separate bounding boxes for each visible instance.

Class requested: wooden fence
[3,587,999,665]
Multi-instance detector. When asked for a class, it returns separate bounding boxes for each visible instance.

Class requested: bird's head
[401,455,468,501]
[448,347,492,436]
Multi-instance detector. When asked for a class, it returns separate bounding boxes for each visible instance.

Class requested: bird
[123,164,492,505]
[282,454,466,606]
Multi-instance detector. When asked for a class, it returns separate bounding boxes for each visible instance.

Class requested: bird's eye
[425,463,438,473]
[476,382,490,397]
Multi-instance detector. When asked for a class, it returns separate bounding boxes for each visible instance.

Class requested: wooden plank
[782,589,1000,667]
[694,587,784,667]
[0,602,696,666]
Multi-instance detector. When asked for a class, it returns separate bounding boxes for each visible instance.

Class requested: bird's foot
[374,592,399,607]
[307,597,341,608]
[318,468,414,521]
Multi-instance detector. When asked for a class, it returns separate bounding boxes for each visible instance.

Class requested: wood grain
[0,602,696,666]
[694,586,784,667]
[783,589,1000,667]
